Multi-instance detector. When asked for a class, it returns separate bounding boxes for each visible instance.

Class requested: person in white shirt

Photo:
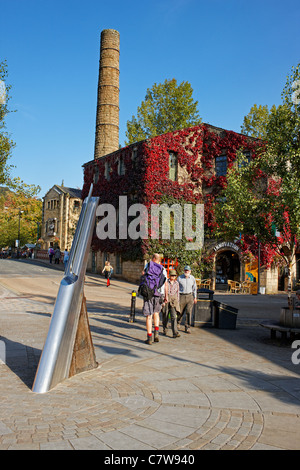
[177,265,197,333]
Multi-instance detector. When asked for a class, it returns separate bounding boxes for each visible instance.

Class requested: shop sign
[213,242,240,252]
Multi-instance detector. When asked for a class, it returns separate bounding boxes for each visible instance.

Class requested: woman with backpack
[140,253,167,345]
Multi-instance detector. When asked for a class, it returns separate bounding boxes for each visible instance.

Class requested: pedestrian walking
[54,247,61,264]
[63,248,69,269]
[162,269,180,338]
[102,261,113,286]
[140,253,167,345]
[48,246,54,264]
[177,265,197,333]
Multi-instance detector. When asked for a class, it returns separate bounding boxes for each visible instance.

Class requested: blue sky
[1,0,299,198]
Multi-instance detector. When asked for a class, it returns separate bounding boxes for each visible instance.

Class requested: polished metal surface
[32,186,99,393]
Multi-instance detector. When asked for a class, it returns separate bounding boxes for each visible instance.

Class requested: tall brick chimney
[94,29,120,159]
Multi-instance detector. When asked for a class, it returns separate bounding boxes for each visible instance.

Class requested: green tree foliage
[0,185,42,249]
[0,60,15,184]
[241,104,274,139]
[217,63,300,294]
[125,79,202,144]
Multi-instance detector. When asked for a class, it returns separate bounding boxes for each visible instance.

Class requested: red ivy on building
[83,124,266,263]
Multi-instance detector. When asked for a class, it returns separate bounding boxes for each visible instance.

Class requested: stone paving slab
[1,259,300,451]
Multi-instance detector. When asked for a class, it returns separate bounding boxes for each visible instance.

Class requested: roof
[82,122,260,167]
[44,185,82,199]
[59,186,82,199]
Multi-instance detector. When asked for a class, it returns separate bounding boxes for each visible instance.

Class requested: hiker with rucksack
[138,253,167,345]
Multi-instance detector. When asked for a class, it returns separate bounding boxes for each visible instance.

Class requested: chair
[195,278,202,289]
[202,279,212,289]
[198,279,211,289]
[228,280,241,293]
[242,281,251,294]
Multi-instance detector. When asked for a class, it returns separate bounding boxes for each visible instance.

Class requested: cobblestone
[1,259,300,450]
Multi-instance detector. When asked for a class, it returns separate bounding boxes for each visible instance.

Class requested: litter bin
[213,301,238,329]
[193,288,214,328]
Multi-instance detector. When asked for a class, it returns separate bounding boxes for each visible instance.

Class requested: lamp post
[16,210,24,257]
[257,239,261,295]
[36,222,40,243]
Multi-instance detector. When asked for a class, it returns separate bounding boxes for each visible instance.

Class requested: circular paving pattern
[0,364,265,450]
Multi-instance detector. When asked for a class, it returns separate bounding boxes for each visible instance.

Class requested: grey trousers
[161,304,179,335]
[178,293,194,327]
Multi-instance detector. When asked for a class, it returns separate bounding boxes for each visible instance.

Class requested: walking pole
[129,290,136,322]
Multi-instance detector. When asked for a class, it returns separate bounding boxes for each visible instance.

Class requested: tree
[0,60,15,185]
[216,63,300,298]
[0,185,42,249]
[125,78,202,144]
[241,104,274,139]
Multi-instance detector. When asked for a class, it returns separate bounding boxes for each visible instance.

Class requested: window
[131,147,138,170]
[103,252,109,265]
[215,155,227,176]
[74,200,80,210]
[118,156,125,176]
[105,161,111,181]
[161,258,179,277]
[116,254,122,274]
[94,165,99,184]
[169,152,178,181]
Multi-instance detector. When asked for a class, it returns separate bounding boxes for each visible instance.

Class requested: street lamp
[257,238,261,295]
[36,221,40,243]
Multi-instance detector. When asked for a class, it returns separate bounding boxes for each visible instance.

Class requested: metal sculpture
[32,185,99,393]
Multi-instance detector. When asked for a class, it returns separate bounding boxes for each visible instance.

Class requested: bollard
[129,290,136,322]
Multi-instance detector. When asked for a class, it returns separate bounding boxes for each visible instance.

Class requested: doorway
[215,250,240,290]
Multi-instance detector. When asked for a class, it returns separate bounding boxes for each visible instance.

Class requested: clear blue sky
[1,0,299,198]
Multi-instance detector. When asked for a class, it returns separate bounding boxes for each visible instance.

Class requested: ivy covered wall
[82,123,261,272]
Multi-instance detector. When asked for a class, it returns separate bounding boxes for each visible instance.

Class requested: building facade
[40,185,82,251]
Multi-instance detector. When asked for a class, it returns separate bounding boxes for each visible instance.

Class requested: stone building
[82,122,282,292]
[40,185,82,251]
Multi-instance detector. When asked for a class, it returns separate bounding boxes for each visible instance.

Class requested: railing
[36,250,64,262]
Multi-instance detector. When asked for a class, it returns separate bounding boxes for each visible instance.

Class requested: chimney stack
[94,29,120,159]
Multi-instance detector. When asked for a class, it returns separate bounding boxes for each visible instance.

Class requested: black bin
[213,301,238,329]
[193,288,214,328]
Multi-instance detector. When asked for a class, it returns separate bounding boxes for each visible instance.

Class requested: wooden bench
[260,321,300,343]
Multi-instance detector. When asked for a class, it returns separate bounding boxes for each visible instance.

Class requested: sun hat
[169,269,177,276]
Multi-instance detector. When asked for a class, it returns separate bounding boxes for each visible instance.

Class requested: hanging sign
[213,241,240,252]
